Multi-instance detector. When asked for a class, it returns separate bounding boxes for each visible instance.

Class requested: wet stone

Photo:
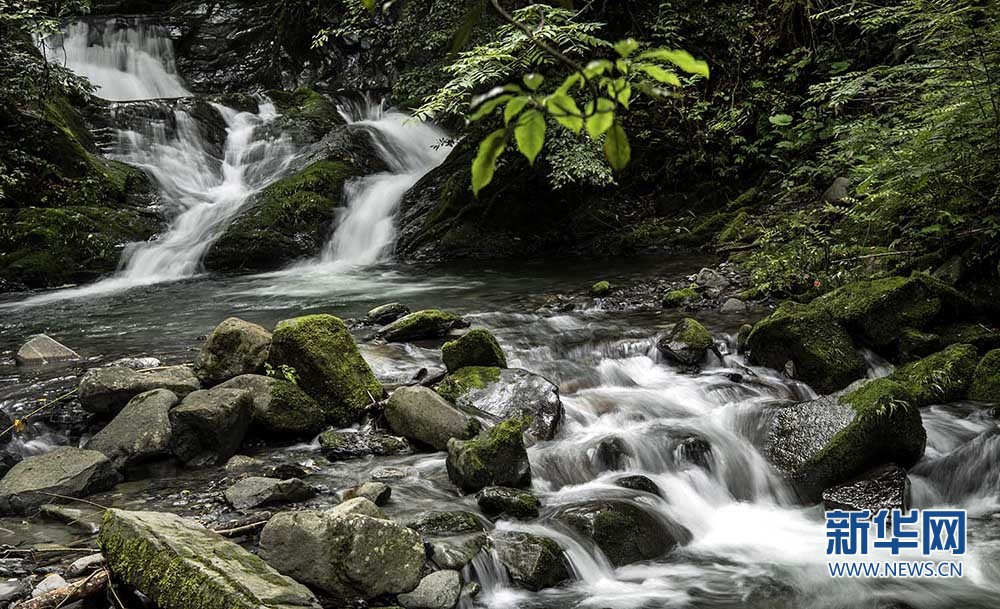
[615,475,662,497]
[224,476,315,510]
[343,481,391,506]
[15,334,80,366]
[823,464,910,514]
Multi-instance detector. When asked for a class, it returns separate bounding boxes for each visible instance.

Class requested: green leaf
[604,122,631,171]
[469,92,512,121]
[584,60,612,79]
[504,96,530,124]
[610,78,632,109]
[557,72,583,95]
[769,114,793,127]
[614,38,639,58]
[545,92,583,134]
[637,64,681,87]
[638,49,709,78]
[585,98,615,139]
[514,110,546,165]
[472,128,507,196]
[523,73,544,91]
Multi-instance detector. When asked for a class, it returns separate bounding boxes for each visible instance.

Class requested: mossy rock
[435,366,501,403]
[662,287,698,309]
[657,318,713,366]
[969,349,1000,402]
[889,343,979,407]
[267,315,384,426]
[216,375,326,440]
[933,323,1000,354]
[557,500,689,567]
[476,486,540,520]
[441,328,507,372]
[445,417,531,494]
[716,210,759,245]
[268,88,345,143]
[748,301,864,394]
[379,309,463,342]
[898,328,941,362]
[591,281,612,296]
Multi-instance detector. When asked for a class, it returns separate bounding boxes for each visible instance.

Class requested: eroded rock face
[0,448,119,515]
[385,385,480,451]
[15,334,80,366]
[557,500,689,567]
[492,530,570,591]
[79,365,201,416]
[258,502,425,601]
[822,464,910,514]
[99,509,320,609]
[193,317,271,385]
[216,374,325,439]
[85,389,177,470]
[169,388,253,466]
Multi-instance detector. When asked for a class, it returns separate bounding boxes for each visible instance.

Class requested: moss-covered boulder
[934,323,1000,354]
[446,418,531,494]
[662,287,698,309]
[557,500,690,567]
[435,366,501,403]
[657,318,714,366]
[889,343,979,407]
[366,302,410,325]
[970,349,1000,402]
[379,309,463,342]
[268,87,345,143]
[491,531,570,591]
[99,509,320,609]
[765,379,926,502]
[193,317,272,386]
[747,301,864,394]
[216,374,325,439]
[591,281,612,296]
[441,328,507,372]
[267,314,384,426]
[476,486,540,520]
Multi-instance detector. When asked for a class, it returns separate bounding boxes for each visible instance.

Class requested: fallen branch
[212,519,268,537]
[832,250,917,263]
[13,569,109,609]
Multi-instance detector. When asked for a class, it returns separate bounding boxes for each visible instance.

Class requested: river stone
[39,503,104,534]
[397,570,461,609]
[657,318,713,366]
[343,481,391,506]
[476,486,540,519]
[108,356,162,370]
[319,429,411,460]
[558,500,689,567]
[385,385,480,451]
[367,302,411,325]
[99,509,320,609]
[379,309,463,342]
[720,297,747,314]
[267,314,384,426]
[66,553,105,577]
[615,475,662,497]
[15,334,80,366]
[492,530,570,591]
[0,579,29,604]
[430,534,487,570]
[193,317,272,385]
[0,447,119,515]
[446,418,531,493]
[169,388,253,466]
[696,268,730,290]
[406,510,486,536]
[441,328,507,372]
[437,367,564,443]
[85,388,177,470]
[79,365,201,416]
[822,464,910,514]
[225,455,264,473]
[217,374,325,439]
[765,379,926,503]
[258,503,425,601]
[31,574,68,598]
[224,476,315,510]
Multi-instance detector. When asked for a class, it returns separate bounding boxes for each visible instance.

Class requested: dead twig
[13,569,109,609]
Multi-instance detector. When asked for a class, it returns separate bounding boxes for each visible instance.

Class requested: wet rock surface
[15,334,80,366]
[822,464,910,513]
[446,418,532,493]
[79,365,201,416]
[0,447,119,514]
[224,476,316,509]
[558,500,690,566]
[385,385,480,451]
[217,374,325,439]
[318,429,411,460]
[492,530,571,591]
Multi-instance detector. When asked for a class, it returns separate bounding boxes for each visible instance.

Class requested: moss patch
[442,329,507,372]
[591,281,612,296]
[890,343,979,407]
[969,349,1000,402]
[380,309,461,342]
[436,366,501,403]
[662,287,698,308]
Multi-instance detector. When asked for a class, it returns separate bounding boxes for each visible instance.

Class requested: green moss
[259,380,326,437]
[969,349,1000,402]
[662,287,698,308]
[890,343,979,406]
[675,318,712,350]
[442,328,507,372]
[436,366,501,402]
[380,309,461,342]
[934,323,1000,354]
[591,281,612,296]
[898,327,940,362]
[445,417,531,493]
[268,87,344,140]
[716,210,759,245]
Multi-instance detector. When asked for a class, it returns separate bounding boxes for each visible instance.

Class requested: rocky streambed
[1,262,999,609]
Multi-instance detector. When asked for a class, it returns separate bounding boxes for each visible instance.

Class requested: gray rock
[594,436,631,471]
[0,447,119,515]
[696,268,729,290]
[430,534,487,570]
[194,317,272,385]
[823,464,910,514]
[0,579,29,604]
[107,356,161,370]
[225,455,263,473]
[720,297,747,314]
[15,334,80,366]
[615,474,661,497]
[736,323,753,354]
[557,500,690,567]
[823,176,852,204]
[335,496,387,519]
[446,419,531,494]
[216,374,325,439]
[319,429,411,460]
[397,570,462,609]
[39,504,103,534]
[65,553,105,577]
[476,486,540,519]
[492,530,570,591]
[85,389,177,470]
[100,509,320,609]
[225,476,315,510]
[343,481,391,506]
[438,367,564,443]
[386,386,480,451]
[169,388,253,466]
[367,302,411,325]
[406,511,486,536]
[79,365,200,416]
[31,574,68,597]
[259,503,425,601]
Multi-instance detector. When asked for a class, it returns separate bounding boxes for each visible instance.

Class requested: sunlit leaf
[470,92,512,121]
[504,96,530,124]
[523,73,544,91]
[614,38,639,58]
[515,110,546,165]
[584,60,612,79]
[472,128,507,196]
[545,92,583,134]
[558,72,583,95]
[604,122,631,170]
[585,98,615,139]
[637,64,681,87]
[769,113,793,127]
[638,48,710,78]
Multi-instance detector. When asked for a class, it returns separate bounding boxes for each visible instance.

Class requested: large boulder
[492,531,570,591]
[970,349,1000,402]
[441,328,507,372]
[765,379,926,502]
[318,429,411,460]
[557,500,689,566]
[79,365,201,416]
[385,386,481,451]
[822,464,910,514]
[258,501,425,602]
[99,509,320,609]
[224,476,315,510]
[169,388,253,466]
[436,367,564,443]
[15,334,80,365]
[216,374,325,439]
[267,314,384,426]
[446,418,531,493]
[85,389,176,470]
[397,570,462,609]
[656,318,714,366]
[889,343,979,406]
[747,301,864,394]
[379,309,463,342]
[0,447,119,514]
[193,317,271,385]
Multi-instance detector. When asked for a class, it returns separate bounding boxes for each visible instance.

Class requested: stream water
[3,17,999,609]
